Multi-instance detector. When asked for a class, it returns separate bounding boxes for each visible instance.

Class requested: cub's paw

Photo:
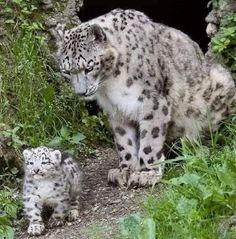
[47,217,65,228]
[67,209,79,222]
[127,169,163,187]
[27,222,45,236]
[108,168,129,187]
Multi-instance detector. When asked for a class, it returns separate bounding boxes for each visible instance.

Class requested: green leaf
[4,204,17,219]
[10,168,18,175]
[60,127,70,138]
[5,19,15,24]
[119,214,141,238]
[48,136,62,147]
[216,163,235,186]
[176,196,198,217]
[142,218,156,239]
[69,133,86,144]
[12,0,22,4]
[0,216,10,225]
[169,173,200,187]
[1,225,14,239]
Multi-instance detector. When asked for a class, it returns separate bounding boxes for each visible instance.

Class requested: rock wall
[42,0,83,38]
[205,0,236,60]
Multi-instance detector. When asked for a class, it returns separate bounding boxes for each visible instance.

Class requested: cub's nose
[34,169,40,174]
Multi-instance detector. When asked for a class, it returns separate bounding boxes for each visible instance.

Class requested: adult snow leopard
[55,9,236,187]
[23,147,81,236]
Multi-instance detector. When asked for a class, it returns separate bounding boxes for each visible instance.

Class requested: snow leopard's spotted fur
[55,9,236,187]
[23,147,81,236]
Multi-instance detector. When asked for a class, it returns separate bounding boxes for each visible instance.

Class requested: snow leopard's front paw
[47,217,65,228]
[67,209,79,222]
[27,222,45,236]
[108,168,129,186]
[127,169,163,187]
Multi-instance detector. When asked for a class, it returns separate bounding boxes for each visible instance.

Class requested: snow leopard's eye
[85,60,94,74]
[41,154,46,161]
[85,66,94,74]
[61,70,72,81]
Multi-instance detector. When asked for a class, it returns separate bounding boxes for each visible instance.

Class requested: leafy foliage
[211,1,236,79]
[119,118,236,238]
[0,0,111,236]
[0,189,21,239]
[119,214,156,239]
[0,0,111,153]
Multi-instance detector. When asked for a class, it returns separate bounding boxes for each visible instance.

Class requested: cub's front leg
[128,96,171,186]
[108,120,139,186]
[23,194,45,236]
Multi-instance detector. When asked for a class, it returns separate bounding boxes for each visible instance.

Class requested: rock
[206,23,218,37]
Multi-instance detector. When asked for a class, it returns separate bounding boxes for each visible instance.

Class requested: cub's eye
[85,66,94,74]
[42,161,50,165]
[27,162,33,165]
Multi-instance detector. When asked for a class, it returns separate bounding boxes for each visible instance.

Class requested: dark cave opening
[79,0,210,52]
[79,0,211,114]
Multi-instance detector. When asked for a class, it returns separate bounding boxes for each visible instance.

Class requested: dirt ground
[15,147,154,239]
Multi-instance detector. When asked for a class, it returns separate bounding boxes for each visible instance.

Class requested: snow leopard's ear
[23,149,32,160]
[88,24,107,43]
[54,23,67,43]
[51,150,62,162]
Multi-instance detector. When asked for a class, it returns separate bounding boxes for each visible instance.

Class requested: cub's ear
[88,24,107,43]
[51,150,62,162]
[23,149,32,160]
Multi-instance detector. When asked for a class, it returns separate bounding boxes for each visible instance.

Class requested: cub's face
[23,147,61,179]
[57,24,117,99]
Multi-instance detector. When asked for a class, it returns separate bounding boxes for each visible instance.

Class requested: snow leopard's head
[23,146,61,179]
[55,23,118,99]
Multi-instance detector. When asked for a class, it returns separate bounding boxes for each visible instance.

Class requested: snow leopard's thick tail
[209,63,236,115]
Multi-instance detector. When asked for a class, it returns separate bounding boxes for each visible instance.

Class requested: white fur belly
[35,179,59,201]
[96,80,142,120]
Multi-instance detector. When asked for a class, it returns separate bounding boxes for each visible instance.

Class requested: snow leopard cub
[23,146,81,236]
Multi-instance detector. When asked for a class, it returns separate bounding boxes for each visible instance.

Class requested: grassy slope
[0,1,110,238]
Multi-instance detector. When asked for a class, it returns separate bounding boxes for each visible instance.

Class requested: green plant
[119,214,156,239]
[0,188,22,239]
[210,2,236,79]
[0,0,112,236]
[48,126,86,154]
[117,113,236,239]
[124,134,236,238]
[0,0,111,150]
[0,125,28,150]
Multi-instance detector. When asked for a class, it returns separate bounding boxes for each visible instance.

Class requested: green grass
[0,1,111,238]
[0,0,112,154]
[0,188,22,239]
[0,31,109,150]
[118,119,236,239]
